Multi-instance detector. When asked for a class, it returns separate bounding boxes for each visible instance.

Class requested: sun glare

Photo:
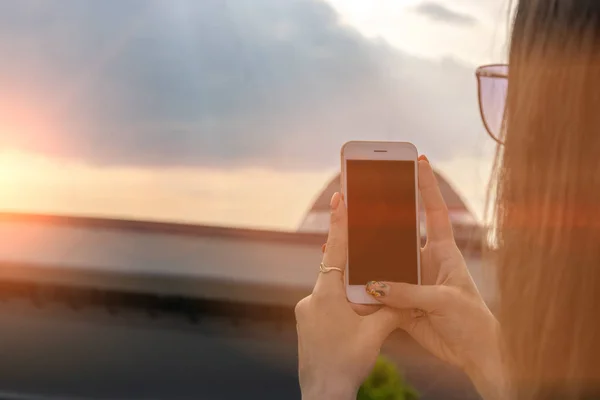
[0,149,332,231]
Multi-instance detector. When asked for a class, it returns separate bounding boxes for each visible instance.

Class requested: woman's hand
[295,192,404,400]
[364,156,506,399]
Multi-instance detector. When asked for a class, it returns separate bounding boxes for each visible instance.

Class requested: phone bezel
[341,140,422,305]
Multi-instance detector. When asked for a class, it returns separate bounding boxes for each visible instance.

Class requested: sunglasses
[476,64,508,145]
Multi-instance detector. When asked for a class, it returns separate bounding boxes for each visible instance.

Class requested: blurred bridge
[0,169,491,400]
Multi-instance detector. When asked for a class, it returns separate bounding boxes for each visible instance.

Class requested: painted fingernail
[330,192,341,210]
[365,281,389,298]
[321,243,326,253]
[418,155,429,163]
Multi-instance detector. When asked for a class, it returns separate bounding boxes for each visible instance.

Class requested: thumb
[365,281,448,313]
[361,306,413,342]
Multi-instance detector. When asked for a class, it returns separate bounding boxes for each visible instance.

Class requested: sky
[0,0,510,230]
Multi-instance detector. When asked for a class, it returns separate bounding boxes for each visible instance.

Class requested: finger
[313,192,347,297]
[296,323,303,370]
[418,155,454,242]
[362,307,412,342]
[365,281,447,312]
[296,323,303,352]
[350,303,381,316]
[419,245,442,286]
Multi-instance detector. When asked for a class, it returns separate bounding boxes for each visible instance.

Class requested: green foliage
[357,356,420,400]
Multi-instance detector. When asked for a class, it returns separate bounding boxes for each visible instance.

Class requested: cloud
[0,0,482,170]
[414,2,478,26]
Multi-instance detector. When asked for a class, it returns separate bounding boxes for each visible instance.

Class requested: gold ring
[319,262,343,274]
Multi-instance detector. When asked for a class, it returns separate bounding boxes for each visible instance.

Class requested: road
[0,298,480,400]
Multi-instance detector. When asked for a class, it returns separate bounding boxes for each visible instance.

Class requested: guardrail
[0,212,486,310]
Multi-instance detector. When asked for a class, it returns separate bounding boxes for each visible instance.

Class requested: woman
[295,1,600,399]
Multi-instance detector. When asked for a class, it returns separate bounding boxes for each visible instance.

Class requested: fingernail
[330,192,341,210]
[321,243,326,253]
[418,155,429,163]
[413,309,426,319]
[365,281,389,298]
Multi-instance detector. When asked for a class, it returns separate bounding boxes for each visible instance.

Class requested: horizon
[0,0,507,230]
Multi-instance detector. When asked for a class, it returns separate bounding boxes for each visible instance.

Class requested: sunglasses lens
[479,65,508,142]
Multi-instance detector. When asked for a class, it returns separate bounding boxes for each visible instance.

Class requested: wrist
[465,349,508,400]
[464,322,508,400]
[465,357,507,400]
[301,378,357,400]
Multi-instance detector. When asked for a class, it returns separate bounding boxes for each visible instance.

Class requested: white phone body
[341,141,421,304]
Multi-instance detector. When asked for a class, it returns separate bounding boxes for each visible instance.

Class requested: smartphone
[341,141,421,304]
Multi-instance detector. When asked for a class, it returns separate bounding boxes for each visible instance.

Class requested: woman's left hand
[295,192,404,400]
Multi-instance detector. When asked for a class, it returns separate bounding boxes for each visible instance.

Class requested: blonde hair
[490,0,600,398]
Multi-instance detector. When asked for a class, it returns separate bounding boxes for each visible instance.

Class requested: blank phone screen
[346,159,419,285]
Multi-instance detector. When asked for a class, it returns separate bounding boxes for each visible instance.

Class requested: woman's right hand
[364,156,506,399]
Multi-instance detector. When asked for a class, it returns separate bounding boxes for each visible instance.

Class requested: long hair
[491,0,600,398]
